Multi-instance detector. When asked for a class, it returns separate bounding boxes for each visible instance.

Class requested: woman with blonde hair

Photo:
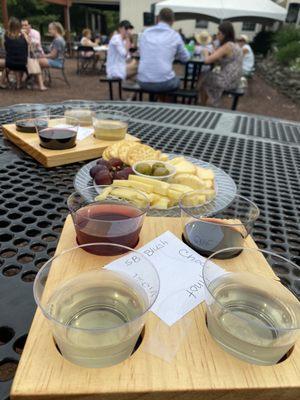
[39,22,66,69]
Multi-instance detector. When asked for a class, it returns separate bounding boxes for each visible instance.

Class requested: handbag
[27,45,41,75]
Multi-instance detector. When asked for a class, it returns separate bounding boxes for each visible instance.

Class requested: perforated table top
[0,101,299,400]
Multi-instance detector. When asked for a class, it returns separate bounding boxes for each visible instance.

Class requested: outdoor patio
[0,58,299,122]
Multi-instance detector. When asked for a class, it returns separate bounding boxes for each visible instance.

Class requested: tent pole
[1,0,9,29]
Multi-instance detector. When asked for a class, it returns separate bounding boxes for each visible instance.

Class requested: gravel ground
[0,58,299,122]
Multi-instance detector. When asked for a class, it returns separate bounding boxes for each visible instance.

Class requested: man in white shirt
[237,35,254,76]
[106,20,137,80]
[138,8,190,93]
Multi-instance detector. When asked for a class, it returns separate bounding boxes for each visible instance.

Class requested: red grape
[109,158,123,169]
[113,170,128,180]
[90,165,108,178]
[94,170,112,185]
[122,167,134,176]
[96,158,112,170]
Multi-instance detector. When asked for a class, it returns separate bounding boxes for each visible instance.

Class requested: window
[242,22,256,31]
[286,3,300,23]
[195,20,208,29]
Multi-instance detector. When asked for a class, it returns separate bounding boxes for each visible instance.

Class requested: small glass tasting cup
[203,247,300,365]
[14,103,49,133]
[64,100,95,126]
[34,114,79,150]
[33,243,160,368]
[180,192,259,259]
[67,185,149,255]
[93,109,129,140]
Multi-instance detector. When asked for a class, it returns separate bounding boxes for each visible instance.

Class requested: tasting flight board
[2,124,139,168]
[11,217,300,400]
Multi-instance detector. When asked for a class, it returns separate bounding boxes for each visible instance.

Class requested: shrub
[275,26,300,49]
[276,41,300,65]
[251,31,275,56]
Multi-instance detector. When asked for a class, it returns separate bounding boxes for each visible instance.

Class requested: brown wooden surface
[11,217,300,400]
[2,124,138,168]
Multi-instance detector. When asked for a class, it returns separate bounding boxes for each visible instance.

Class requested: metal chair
[43,57,70,87]
[76,46,96,75]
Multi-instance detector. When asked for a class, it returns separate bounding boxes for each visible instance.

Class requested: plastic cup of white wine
[202,247,300,365]
[64,100,96,126]
[34,243,160,368]
[92,110,129,141]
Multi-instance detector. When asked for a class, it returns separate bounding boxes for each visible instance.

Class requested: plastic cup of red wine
[13,104,49,133]
[179,192,259,259]
[34,114,79,150]
[67,185,150,255]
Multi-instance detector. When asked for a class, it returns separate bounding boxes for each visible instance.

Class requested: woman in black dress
[0,17,28,89]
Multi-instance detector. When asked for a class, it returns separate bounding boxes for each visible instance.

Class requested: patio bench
[101,77,198,104]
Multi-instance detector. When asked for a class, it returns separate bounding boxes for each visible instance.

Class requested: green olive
[136,163,152,175]
[152,162,165,171]
[152,167,169,176]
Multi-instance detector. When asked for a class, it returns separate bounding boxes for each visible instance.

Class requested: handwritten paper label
[106,231,225,326]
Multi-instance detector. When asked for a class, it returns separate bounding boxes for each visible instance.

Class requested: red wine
[73,203,145,255]
[39,128,77,150]
[183,219,245,259]
[16,119,47,133]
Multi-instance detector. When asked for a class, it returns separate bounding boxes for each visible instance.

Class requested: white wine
[206,273,299,365]
[93,119,127,140]
[65,109,94,126]
[47,270,148,368]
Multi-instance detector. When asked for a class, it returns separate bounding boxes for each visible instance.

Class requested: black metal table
[0,101,300,399]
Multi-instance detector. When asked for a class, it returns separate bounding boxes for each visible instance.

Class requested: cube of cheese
[112,179,154,193]
[196,167,215,180]
[169,183,193,193]
[175,161,196,175]
[152,196,169,209]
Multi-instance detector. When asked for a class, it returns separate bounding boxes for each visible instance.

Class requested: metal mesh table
[0,101,300,399]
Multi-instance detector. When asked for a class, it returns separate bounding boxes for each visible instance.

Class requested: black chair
[223,87,245,110]
[44,57,70,87]
[76,46,96,75]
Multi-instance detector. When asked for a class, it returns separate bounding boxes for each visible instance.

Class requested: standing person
[0,17,28,89]
[237,35,254,76]
[138,8,190,93]
[106,20,137,80]
[21,19,44,55]
[39,22,66,69]
[178,28,186,43]
[200,22,243,106]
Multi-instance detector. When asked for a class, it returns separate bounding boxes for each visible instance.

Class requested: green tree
[0,0,62,37]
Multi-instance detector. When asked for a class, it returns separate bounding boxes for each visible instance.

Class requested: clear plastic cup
[67,185,149,255]
[34,243,160,368]
[180,193,259,258]
[203,247,300,365]
[13,103,49,133]
[34,114,79,150]
[64,100,96,127]
[93,109,129,140]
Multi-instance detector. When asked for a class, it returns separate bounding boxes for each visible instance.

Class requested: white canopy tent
[155,0,287,23]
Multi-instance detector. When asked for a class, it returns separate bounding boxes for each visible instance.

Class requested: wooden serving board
[2,123,139,168]
[11,217,300,400]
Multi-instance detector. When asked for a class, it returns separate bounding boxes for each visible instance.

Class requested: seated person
[106,20,137,80]
[237,35,254,76]
[194,31,214,73]
[0,17,28,89]
[21,19,44,56]
[200,22,243,107]
[80,28,99,56]
[39,22,66,69]
[137,8,190,93]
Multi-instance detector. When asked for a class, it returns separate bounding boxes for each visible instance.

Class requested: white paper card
[105,231,225,326]
[55,124,94,141]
